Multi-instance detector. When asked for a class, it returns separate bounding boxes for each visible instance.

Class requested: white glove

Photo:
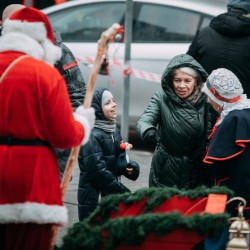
[75,106,95,128]
[73,106,95,145]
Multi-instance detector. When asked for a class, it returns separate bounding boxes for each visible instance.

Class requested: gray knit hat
[227,0,250,13]
[202,68,243,106]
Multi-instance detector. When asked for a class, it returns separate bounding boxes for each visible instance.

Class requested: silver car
[43,0,226,132]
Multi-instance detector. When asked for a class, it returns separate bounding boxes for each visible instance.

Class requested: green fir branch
[59,212,230,250]
[88,186,233,224]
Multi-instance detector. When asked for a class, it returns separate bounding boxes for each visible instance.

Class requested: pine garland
[59,212,229,250]
[88,185,233,224]
[58,186,233,250]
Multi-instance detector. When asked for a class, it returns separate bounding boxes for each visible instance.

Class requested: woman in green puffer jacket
[136,54,218,189]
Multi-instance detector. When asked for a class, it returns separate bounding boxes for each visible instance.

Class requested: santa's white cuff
[0,202,68,225]
[73,112,91,145]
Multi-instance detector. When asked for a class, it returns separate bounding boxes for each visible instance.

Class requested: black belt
[0,137,50,146]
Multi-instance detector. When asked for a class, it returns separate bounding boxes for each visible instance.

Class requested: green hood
[161,54,208,93]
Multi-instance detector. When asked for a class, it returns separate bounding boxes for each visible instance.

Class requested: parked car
[43,0,226,133]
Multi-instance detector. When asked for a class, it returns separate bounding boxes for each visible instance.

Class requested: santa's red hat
[4,7,55,44]
[1,7,62,65]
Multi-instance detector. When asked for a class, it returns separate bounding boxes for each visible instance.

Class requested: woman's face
[103,98,117,121]
[172,69,197,99]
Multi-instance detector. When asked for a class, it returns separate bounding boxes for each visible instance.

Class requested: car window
[48,3,125,42]
[200,16,212,29]
[133,3,202,43]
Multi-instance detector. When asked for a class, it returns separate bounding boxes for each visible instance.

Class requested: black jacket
[54,29,86,110]
[187,11,250,97]
[77,88,136,221]
[53,30,86,179]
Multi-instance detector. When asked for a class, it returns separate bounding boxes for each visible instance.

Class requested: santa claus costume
[0,7,94,250]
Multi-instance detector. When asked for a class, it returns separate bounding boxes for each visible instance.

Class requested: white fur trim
[73,113,92,145]
[0,202,68,225]
[3,19,47,42]
[0,32,44,60]
[0,32,62,66]
[41,39,62,66]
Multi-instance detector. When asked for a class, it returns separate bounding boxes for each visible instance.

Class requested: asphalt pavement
[56,148,153,247]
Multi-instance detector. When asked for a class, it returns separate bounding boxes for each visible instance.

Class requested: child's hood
[92,87,108,120]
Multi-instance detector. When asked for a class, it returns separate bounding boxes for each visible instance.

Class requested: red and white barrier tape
[75,56,162,84]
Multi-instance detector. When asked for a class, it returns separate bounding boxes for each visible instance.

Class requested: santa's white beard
[41,39,62,66]
[0,32,62,66]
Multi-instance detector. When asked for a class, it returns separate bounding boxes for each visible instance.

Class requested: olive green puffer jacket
[136,54,217,189]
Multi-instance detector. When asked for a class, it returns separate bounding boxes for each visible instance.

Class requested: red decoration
[98,194,228,250]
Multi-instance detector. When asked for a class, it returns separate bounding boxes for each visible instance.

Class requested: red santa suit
[0,7,92,250]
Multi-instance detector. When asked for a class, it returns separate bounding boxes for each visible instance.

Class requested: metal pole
[121,0,133,142]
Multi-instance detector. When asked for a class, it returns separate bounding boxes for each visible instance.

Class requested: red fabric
[63,61,78,71]
[0,52,84,212]
[102,230,203,250]
[100,194,228,249]
[109,196,208,219]
[109,199,148,219]
[2,223,52,250]
[55,0,67,4]
[151,196,207,215]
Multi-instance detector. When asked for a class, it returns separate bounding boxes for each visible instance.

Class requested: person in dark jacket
[1,4,87,180]
[53,29,86,180]
[202,68,250,249]
[187,0,250,97]
[77,87,140,221]
[136,54,218,189]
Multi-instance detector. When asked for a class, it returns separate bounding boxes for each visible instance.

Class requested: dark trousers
[0,223,53,250]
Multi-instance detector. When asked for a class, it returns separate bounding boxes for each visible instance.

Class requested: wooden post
[49,23,122,250]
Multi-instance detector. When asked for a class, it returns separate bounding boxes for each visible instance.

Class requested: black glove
[123,161,140,181]
[143,129,160,147]
[115,151,128,176]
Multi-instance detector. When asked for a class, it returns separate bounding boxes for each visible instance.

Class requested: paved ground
[56,149,153,247]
